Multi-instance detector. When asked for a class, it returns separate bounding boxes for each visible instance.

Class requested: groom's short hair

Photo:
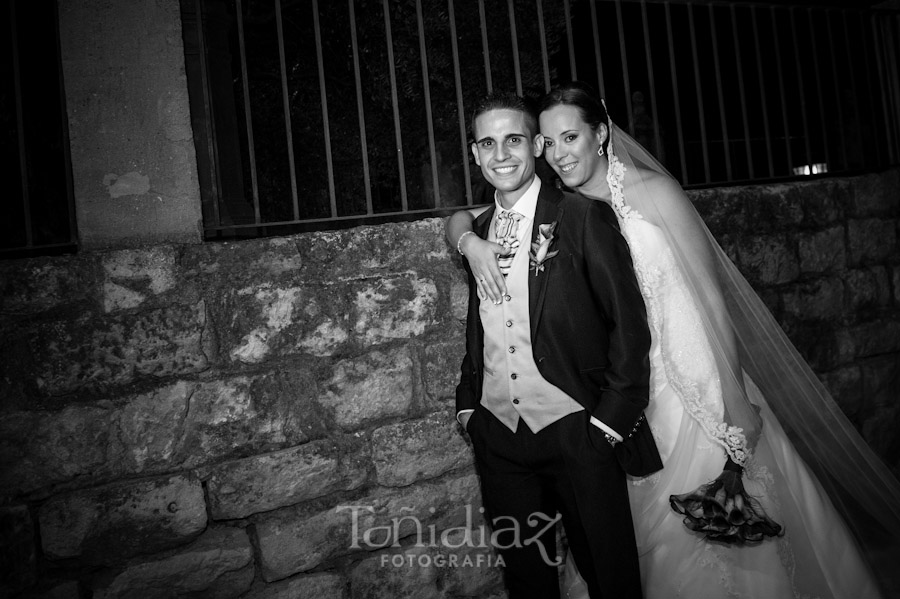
[469,92,539,141]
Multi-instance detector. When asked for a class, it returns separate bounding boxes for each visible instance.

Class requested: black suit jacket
[456,182,662,476]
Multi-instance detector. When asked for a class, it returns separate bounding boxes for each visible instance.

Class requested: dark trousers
[468,403,642,599]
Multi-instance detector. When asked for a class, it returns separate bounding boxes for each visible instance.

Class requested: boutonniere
[529,221,559,275]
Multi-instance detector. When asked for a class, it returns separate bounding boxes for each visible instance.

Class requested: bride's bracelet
[457,231,477,256]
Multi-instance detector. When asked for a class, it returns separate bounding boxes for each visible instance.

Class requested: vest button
[512,398,520,404]
[508,346,515,353]
[504,294,511,302]
[506,320,513,327]
[511,373,518,380]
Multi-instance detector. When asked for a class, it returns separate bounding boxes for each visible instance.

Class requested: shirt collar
[494,175,541,221]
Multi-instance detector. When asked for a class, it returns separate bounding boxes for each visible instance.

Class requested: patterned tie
[495,209,523,276]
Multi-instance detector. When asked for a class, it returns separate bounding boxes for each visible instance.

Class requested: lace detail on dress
[604,144,751,466]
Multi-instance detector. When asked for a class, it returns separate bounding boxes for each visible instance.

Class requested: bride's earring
[597,145,605,157]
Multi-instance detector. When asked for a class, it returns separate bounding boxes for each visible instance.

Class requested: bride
[446,82,900,598]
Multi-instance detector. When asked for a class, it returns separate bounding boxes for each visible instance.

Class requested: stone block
[894,265,900,307]
[861,355,900,410]
[92,526,253,599]
[371,414,473,487]
[782,277,844,322]
[847,218,896,266]
[319,347,414,430]
[0,505,36,593]
[736,234,799,285]
[449,276,470,322]
[820,366,863,422]
[15,301,208,397]
[253,473,481,581]
[845,267,891,313]
[220,279,358,363]
[797,226,846,273]
[438,529,506,597]
[743,185,804,231]
[0,256,94,316]
[838,319,900,359]
[241,573,347,599]
[849,170,900,217]
[349,546,441,599]
[101,247,177,312]
[39,473,207,564]
[353,274,438,345]
[207,436,369,520]
[424,337,466,403]
[800,179,849,227]
[174,369,320,471]
[688,187,748,238]
[0,405,113,497]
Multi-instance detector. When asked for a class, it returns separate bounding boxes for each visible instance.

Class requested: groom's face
[471,108,543,208]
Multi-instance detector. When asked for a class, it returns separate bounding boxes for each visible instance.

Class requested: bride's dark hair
[539,82,610,155]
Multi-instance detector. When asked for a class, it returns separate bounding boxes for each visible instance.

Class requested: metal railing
[184,0,900,238]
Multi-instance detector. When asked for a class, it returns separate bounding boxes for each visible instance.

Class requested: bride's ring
[477,276,486,284]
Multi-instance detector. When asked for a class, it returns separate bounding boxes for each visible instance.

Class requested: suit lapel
[529,186,563,340]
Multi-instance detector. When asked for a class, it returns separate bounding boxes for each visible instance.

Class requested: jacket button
[508,346,516,353]
[506,320,513,327]
[504,294,511,302]
[512,398,520,404]
[511,373,518,380]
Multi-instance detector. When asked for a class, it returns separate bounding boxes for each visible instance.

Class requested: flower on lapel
[529,221,559,275]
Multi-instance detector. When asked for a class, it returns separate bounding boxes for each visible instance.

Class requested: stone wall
[1,170,898,598]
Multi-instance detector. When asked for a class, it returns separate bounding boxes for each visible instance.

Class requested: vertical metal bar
[641,0,662,157]
[869,14,894,163]
[857,13,886,164]
[789,8,813,172]
[312,0,337,217]
[826,9,848,170]
[416,0,441,207]
[348,0,373,213]
[752,6,774,177]
[882,15,900,163]
[709,4,732,180]
[564,0,577,81]
[807,7,830,170]
[869,12,892,165]
[888,15,900,162]
[731,6,753,179]
[384,0,409,210]
[614,0,634,132]
[771,7,793,175]
[687,3,710,183]
[507,0,522,96]
[479,0,492,93]
[665,2,688,184]
[274,0,299,220]
[52,0,77,244]
[235,0,260,222]
[194,0,221,230]
[536,0,551,92]
[842,10,862,171]
[447,0,472,205]
[10,0,32,247]
[589,0,605,98]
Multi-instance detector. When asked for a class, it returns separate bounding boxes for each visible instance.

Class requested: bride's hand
[459,233,509,304]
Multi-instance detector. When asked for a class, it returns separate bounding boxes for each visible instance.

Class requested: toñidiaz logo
[336,504,562,567]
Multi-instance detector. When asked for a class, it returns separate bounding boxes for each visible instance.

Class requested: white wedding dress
[564,213,883,599]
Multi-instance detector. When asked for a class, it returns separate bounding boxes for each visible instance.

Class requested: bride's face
[540,104,606,192]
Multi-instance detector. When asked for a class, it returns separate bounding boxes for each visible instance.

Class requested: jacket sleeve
[455,261,481,416]
[583,200,652,437]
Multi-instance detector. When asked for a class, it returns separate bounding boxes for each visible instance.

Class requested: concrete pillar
[58,0,202,249]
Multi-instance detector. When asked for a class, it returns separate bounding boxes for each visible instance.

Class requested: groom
[456,92,661,598]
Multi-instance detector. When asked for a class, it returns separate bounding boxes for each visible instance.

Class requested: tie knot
[498,210,523,224]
